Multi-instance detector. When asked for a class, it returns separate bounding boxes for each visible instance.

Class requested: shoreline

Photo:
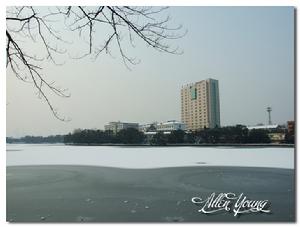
[6,163,295,170]
[7,143,295,148]
[66,143,295,148]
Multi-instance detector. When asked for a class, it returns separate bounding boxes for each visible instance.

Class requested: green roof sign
[190,86,197,100]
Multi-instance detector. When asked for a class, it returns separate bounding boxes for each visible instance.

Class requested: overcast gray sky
[6,6,294,137]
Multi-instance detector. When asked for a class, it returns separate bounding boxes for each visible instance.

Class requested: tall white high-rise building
[181,78,220,131]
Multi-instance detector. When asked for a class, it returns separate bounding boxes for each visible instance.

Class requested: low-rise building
[139,123,157,133]
[247,124,286,143]
[287,121,295,134]
[104,121,139,134]
[144,131,171,144]
[139,120,186,133]
[156,120,186,132]
[247,124,279,130]
[268,132,286,143]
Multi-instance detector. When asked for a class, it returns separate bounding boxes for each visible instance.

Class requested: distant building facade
[139,123,157,133]
[139,120,186,132]
[181,78,220,131]
[104,121,139,134]
[156,120,186,132]
[287,121,295,134]
[268,132,286,143]
[247,124,279,130]
[247,124,286,143]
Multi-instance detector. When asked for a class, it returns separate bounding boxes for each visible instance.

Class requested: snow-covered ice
[6,144,294,169]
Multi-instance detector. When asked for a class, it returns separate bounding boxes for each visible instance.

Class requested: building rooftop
[159,120,183,125]
[181,78,218,88]
[247,124,279,130]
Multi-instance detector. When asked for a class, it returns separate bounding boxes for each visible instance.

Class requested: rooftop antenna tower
[267,107,272,125]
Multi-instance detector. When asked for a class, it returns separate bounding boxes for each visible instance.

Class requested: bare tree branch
[6,6,186,120]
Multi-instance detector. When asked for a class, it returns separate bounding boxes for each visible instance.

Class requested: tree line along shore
[6,125,294,146]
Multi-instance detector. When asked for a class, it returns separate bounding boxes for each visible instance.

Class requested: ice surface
[6,144,294,169]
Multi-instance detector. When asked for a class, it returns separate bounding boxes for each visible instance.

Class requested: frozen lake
[6,144,294,169]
